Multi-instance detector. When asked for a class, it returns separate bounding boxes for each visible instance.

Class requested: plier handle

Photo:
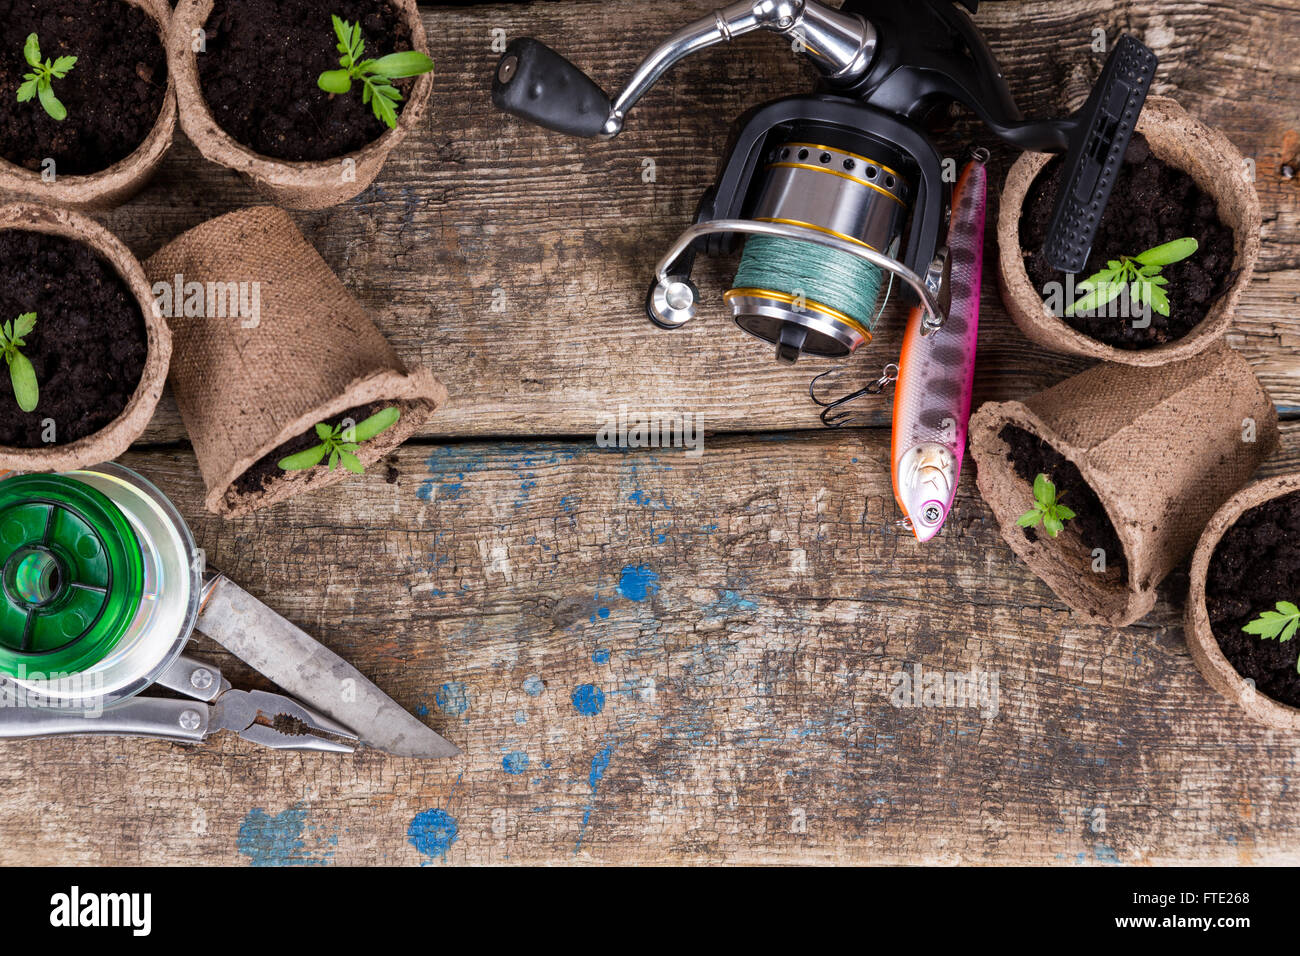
[0,654,358,753]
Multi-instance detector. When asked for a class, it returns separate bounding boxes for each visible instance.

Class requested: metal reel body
[652,96,948,362]
[697,96,945,277]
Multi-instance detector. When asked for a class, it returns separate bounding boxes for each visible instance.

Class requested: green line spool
[0,474,145,678]
[732,234,886,337]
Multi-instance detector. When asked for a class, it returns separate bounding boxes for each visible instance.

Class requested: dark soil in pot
[198,0,416,162]
[1020,134,1236,350]
[1205,489,1300,708]
[0,230,147,447]
[231,400,398,496]
[997,424,1128,582]
[0,0,167,176]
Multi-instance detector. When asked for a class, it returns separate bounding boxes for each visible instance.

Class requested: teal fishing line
[733,235,885,332]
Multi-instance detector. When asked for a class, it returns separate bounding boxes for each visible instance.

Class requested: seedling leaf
[1067,237,1198,321]
[1243,601,1300,645]
[351,406,400,442]
[1136,237,1198,267]
[17,33,76,121]
[8,352,37,412]
[318,69,352,94]
[279,406,400,476]
[1016,472,1074,539]
[278,444,329,471]
[317,16,432,129]
[371,51,436,79]
[38,83,65,122]
[1,312,39,413]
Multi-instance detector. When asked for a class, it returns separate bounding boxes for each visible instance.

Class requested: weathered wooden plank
[58,0,1298,445]
[1,421,1297,865]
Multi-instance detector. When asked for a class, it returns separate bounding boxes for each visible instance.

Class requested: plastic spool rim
[0,464,201,707]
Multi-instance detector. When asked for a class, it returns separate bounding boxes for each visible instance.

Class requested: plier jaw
[211,689,359,754]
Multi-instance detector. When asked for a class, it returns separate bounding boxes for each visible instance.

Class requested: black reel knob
[492,38,613,138]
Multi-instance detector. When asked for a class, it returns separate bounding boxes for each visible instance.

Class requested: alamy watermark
[889,662,1000,720]
[1042,274,1153,328]
[0,665,105,716]
[596,405,704,458]
[152,274,261,328]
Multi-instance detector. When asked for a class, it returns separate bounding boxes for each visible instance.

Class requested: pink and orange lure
[891,156,986,541]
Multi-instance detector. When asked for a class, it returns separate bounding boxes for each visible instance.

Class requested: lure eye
[920,502,944,525]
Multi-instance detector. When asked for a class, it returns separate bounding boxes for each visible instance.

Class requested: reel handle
[1041,35,1158,272]
[492,38,613,138]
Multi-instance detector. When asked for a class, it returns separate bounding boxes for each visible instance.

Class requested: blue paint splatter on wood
[436,682,469,715]
[617,564,659,602]
[704,589,758,618]
[577,746,615,853]
[237,804,336,867]
[571,684,606,715]
[523,674,545,697]
[415,702,429,717]
[502,751,530,775]
[588,747,612,789]
[408,809,458,863]
[592,648,610,664]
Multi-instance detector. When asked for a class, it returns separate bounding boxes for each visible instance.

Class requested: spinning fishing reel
[493,0,1156,363]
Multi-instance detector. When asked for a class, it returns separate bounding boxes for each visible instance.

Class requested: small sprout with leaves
[1066,237,1199,318]
[0,312,39,413]
[317,16,433,129]
[278,407,401,475]
[1243,601,1300,672]
[16,34,77,122]
[1016,472,1076,538]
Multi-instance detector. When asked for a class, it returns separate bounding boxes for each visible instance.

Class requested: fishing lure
[891,153,987,541]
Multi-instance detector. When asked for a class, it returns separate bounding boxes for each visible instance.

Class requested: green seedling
[317,15,433,129]
[1243,601,1300,672]
[278,407,401,475]
[1016,472,1076,538]
[0,312,38,413]
[1066,237,1199,318]
[16,33,77,122]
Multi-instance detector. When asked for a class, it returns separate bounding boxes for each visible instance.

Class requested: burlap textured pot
[0,0,177,211]
[998,97,1260,365]
[1186,473,1300,729]
[0,203,171,471]
[969,344,1277,626]
[144,206,446,518]
[168,0,432,209]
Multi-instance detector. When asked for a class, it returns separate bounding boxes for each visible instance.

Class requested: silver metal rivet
[179,710,202,731]
[191,668,214,690]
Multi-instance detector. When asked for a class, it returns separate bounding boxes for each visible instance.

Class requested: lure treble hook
[808,363,898,428]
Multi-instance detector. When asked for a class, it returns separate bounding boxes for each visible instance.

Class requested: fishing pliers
[0,653,359,753]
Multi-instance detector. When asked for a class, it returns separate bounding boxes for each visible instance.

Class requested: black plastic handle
[1042,36,1158,273]
[491,38,613,138]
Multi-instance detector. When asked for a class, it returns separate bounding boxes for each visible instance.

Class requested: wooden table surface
[2,0,1298,865]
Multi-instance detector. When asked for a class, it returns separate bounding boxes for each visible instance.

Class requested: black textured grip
[491,38,612,138]
[1042,36,1157,272]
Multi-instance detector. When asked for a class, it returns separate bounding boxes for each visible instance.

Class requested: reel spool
[0,464,201,707]
[726,135,911,362]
